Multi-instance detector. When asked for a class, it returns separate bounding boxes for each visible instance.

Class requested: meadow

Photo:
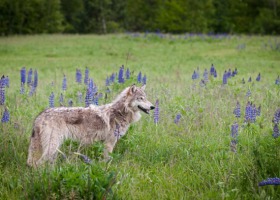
[0,33,280,199]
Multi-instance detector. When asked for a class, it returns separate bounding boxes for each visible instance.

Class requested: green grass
[0,33,280,199]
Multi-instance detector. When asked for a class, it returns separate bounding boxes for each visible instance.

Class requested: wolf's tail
[27,128,42,167]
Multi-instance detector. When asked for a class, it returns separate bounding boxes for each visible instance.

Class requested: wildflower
[174,113,181,124]
[256,73,261,81]
[4,76,9,88]
[259,178,280,186]
[203,69,208,82]
[154,99,159,124]
[1,108,10,123]
[20,67,26,85]
[242,78,245,84]
[105,76,110,86]
[213,69,217,78]
[273,109,280,124]
[210,64,215,76]
[192,71,197,80]
[62,75,67,91]
[0,78,5,105]
[142,75,147,85]
[231,122,239,138]
[227,69,232,78]
[27,68,33,86]
[76,69,82,83]
[137,72,142,83]
[118,66,125,83]
[233,101,241,118]
[126,68,130,79]
[93,94,99,105]
[59,93,64,105]
[85,88,93,107]
[248,77,252,82]
[246,89,251,97]
[251,104,256,123]
[272,123,279,139]
[29,83,36,96]
[49,92,55,108]
[68,99,73,107]
[34,70,38,88]
[20,82,25,94]
[84,67,89,84]
[110,73,115,83]
[245,101,251,122]
[223,70,227,84]
[230,139,237,153]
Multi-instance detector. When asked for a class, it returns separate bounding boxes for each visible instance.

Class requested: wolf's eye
[138,96,144,100]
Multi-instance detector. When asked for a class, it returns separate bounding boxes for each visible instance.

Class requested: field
[0,33,280,199]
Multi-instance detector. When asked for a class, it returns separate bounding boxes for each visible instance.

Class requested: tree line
[1,0,280,35]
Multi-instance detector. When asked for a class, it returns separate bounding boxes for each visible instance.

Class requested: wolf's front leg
[103,141,116,161]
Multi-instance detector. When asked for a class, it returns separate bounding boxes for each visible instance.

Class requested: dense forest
[0,0,280,35]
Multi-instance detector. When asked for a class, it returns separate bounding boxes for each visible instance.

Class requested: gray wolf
[27,84,154,167]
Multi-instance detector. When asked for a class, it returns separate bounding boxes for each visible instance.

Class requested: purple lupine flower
[88,78,94,91]
[272,123,279,138]
[256,73,261,81]
[0,77,5,105]
[227,69,232,78]
[110,73,115,83]
[1,107,10,123]
[213,69,217,78]
[275,75,280,85]
[93,94,99,105]
[242,78,245,84]
[245,101,251,122]
[59,93,64,105]
[84,67,89,84]
[234,68,238,75]
[231,122,239,138]
[248,77,252,82]
[192,71,197,80]
[137,72,142,83]
[118,66,125,83]
[246,89,251,97]
[49,92,55,108]
[174,113,181,124]
[20,67,26,85]
[273,109,280,124]
[142,75,147,85]
[76,69,82,84]
[259,178,280,186]
[154,99,159,124]
[105,76,110,86]
[256,105,261,116]
[68,99,73,107]
[223,70,228,84]
[29,83,36,96]
[85,88,93,107]
[251,104,256,123]
[34,70,38,88]
[210,64,215,76]
[77,91,83,103]
[27,68,33,86]
[126,68,130,79]
[203,69,208,82]
[62,75,67,91]
[233,101,241,118]
[20,82,25,94]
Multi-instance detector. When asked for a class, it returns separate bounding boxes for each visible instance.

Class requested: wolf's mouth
[138,105,150,114]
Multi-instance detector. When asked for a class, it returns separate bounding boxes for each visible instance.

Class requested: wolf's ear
[128,84,137,95]
[140,84,146,91]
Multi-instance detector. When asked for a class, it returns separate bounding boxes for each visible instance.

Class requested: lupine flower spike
[272,123,279,139]
[76,69,82,83]
[230,122,239,153]
[137,72,142,83]
[1,107,10,123]
[273,109,280,124]
[0,77,5,105]
[62,75,67,91]
[248,77,252,82]
[27,68,33,86]
[275,75,279,85]
[210,64,215,76]
[49,92,55,108]
[20,67,26,85]
[246,89,251,97]
[256,73,261,81]
[142,75,147,85]
[126,68,130,79]
[203,69,208,82]
[118,66,124,83]
[59,93,64,105]
[68,99,73,107]
[174,113,181,124]
[233,101,241,118]
[34,70,38,89]
[84,67,89,85]
[259,178,280,186]
[223,71,228,85]
[154,99,159,124]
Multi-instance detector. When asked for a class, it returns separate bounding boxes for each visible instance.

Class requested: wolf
[27,84,154,167]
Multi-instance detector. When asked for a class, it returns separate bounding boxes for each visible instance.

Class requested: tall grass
[0,33,280,199]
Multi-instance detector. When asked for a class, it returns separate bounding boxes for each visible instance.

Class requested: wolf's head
[126,84,155,114]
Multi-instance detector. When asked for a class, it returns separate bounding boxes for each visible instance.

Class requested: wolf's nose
[150,106,155,110]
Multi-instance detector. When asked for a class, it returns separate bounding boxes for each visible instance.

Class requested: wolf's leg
[27,128,42,167]
[103,140,117,160]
